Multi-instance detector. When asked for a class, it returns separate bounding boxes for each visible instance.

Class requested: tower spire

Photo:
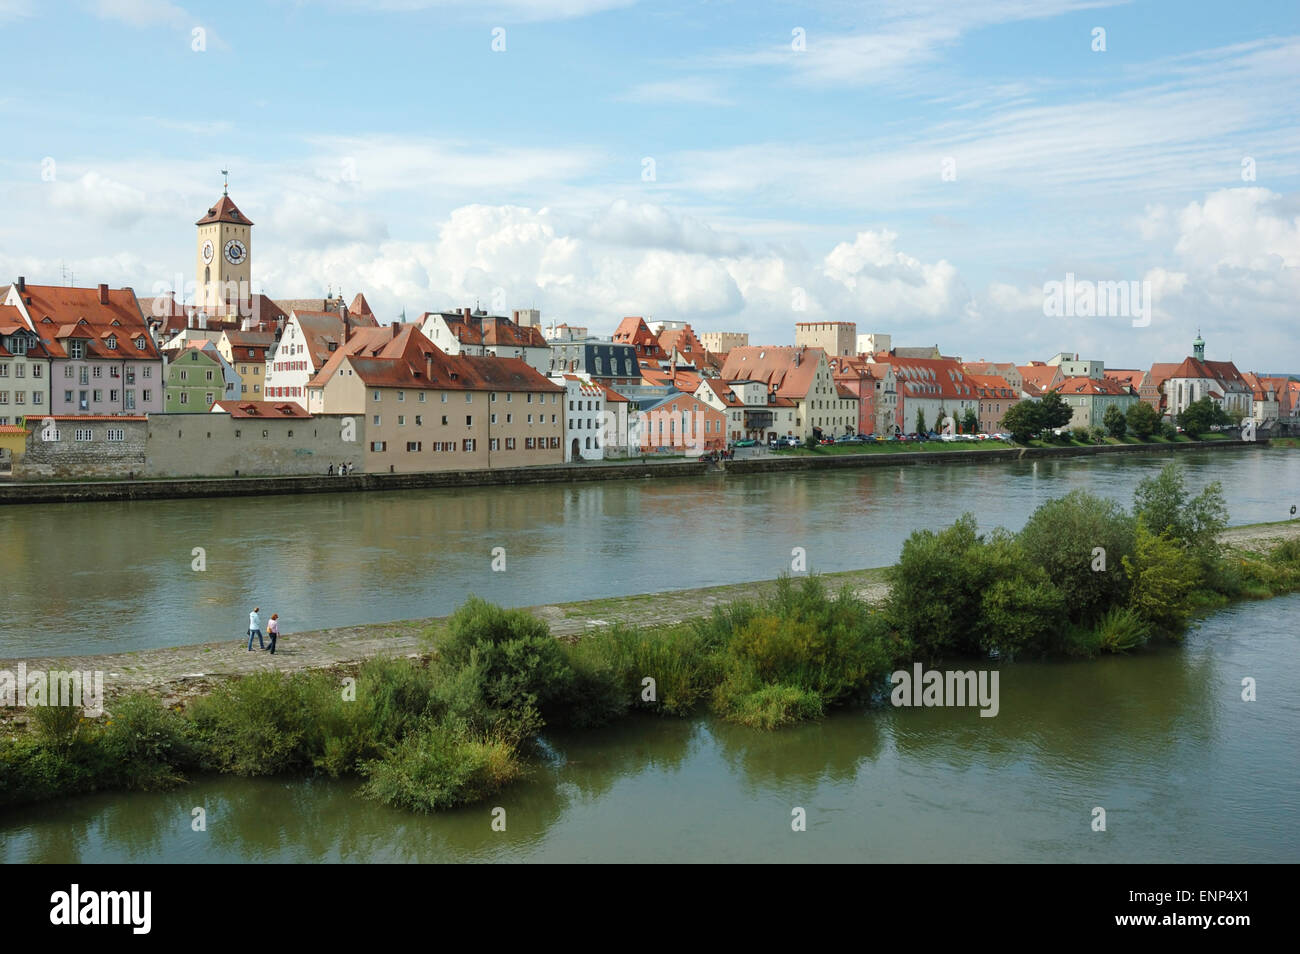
[221,168,229,196]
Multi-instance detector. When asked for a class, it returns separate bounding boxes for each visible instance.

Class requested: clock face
[223,239,247,265]
[201,240,214,264]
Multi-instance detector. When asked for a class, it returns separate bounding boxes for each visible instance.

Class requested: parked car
[818,436,836,445]
[734,439,758,448]
[781,436,800,447]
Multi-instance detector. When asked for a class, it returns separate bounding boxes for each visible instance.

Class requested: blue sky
[1,0,1297,370]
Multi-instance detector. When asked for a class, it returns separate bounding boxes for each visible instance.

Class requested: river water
[2,447,1298,656]
[2,594,1296,863]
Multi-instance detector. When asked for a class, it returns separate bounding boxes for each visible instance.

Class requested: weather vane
[221,169,229,195]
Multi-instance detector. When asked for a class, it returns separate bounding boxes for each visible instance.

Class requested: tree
[1123,520,1201,639]
[915,408,926,434]
[1103,403,1127,439]
[1038,390,1074,431]
[1000,402,1042,443]
[1126,401,1159,440]
[963,407,979,434]
[1177,396,1218,438]
[1132,461,1228,566]
[1018,489,1136,624]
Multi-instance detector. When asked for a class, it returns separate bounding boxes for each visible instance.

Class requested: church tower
[195,171,253,315]
[1193,330,1205,362]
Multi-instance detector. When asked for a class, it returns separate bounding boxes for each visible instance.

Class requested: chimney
[98,283,109,305]
[392,323,399,339]
[462,307,471,320]
[15,276,24,292]
[425,352,434,381]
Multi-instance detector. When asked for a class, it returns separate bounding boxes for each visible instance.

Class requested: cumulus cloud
[46,171,152,229]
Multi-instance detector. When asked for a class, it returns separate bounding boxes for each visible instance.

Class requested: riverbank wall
[0,437,1268,505]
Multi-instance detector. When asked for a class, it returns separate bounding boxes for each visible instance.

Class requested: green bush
[973,536,1067,657]
[1017,490,1135,624]
[1133,462,1228,568]
[1123,520,1201,639]
[434,597,573,734]
[1091,606,1152,653]
[32,703,85,750]
[718,683,824,730]
[1071,427,1092,443]
[1126,401,1159,439]
[359,723,522,813]
[885,514,984,656]
[100,694,195,788]
[187,671,323,775]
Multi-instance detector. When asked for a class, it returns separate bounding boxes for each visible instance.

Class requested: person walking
[266,613,280,655]
[247,606,265,651]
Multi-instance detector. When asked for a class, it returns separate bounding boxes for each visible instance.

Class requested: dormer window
[69,340,85,359]
[106,335,118,350]
[135,336,146,349]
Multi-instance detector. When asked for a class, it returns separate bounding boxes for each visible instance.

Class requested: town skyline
[0,0,1296,371]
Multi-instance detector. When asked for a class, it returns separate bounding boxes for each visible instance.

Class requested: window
[32,391,42,404]
[206,392,214,405]
[406,441,422,452]
[143,367,152,378]
[0,364,6,378]
[126,368,134,384]
[527,394,532,404]
[398,415,406,426]
[373,391,381,402]
[525,437,535,450]
[441,415,448,425]
[440,393,447,403]
[489,438,499,451]
[180,392,189,404]
[106,336,117,350]
[527,414,533,424]
[466,415,472,426]
[93,366,103,379]
[398,391,405,402]
[463,439,476,452]
[142,390,151,403]
[465,394,471,403]
[206,370,214,381]
[0,391,6,404]
[491,392,497,403]
[418,392,426,403]
[490,414,497,424]
[70,341,84,359]
[506,394,512,403]
[110,390,119,402]
[93,389,102,402]
[180,370,188,381]
[75,428,93,441]
[106,428,124,442]
[505,437,516,450]
[415,415,423,426]
[373,415,380,426]
[241,384,248,393]
[64,366,73,378]
[506,414,512,423]
[370,441,387,452]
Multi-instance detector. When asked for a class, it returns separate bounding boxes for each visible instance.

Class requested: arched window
[204,266,210,283]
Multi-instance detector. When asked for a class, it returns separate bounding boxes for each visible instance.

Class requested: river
[2,447,1297,657]
[2,593,1296,862]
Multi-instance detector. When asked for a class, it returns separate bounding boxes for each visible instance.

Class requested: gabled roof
[1056,375,1132,396]
[17,284,160,360]
[196,194,253,226]
[212,400,310,418]
[720,346,825,399]
[1018,364,1062,391]
[873,355,977,402]
[966,373,1017,399]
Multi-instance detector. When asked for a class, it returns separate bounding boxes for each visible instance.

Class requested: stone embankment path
[3,521,1296,714]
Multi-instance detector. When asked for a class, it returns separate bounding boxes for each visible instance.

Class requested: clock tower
[195,171,253,315]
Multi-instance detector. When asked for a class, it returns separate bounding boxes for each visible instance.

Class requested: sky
[0,0,1297,371]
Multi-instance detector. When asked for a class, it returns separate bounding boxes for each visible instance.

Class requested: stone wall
[13,413,364,480]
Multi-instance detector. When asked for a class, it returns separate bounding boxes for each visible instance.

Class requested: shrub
[1270,537,1300,566]
[973,541,1067,657]
[1133,462,1228,567]
[885,514,984,657]
[719,683,824,730]
[434,597,573,730]
[1123,520,1201,639]
[1126,401,1158,439]
[1091,606,1152,653]
[359,723,522,813]
[1089,425,1107,444]
[100,693,195,788]
[1071,427,1092,443]
[31,703,84,750]
[187,671,321,775]
[1017,490,1135,624]
[1103,404,1127,438]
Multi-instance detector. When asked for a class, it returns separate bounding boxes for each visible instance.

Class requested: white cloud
[89,0,189,28]
[318,0,636,21]
[0,0,33,22]
[619,79,733,106]
[46,171,152,229]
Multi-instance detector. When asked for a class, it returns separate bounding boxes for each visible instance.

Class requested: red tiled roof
[720,346,825,399]
[1056,376,1132,396]
[212,400,310,418]
[196,194,253,226]
[18,284,159,360]
[1104,368,1145,390]
[874,355,977,402]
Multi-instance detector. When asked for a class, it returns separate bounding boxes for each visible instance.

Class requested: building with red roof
[3,277,163,416]
[721,345,856,439]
